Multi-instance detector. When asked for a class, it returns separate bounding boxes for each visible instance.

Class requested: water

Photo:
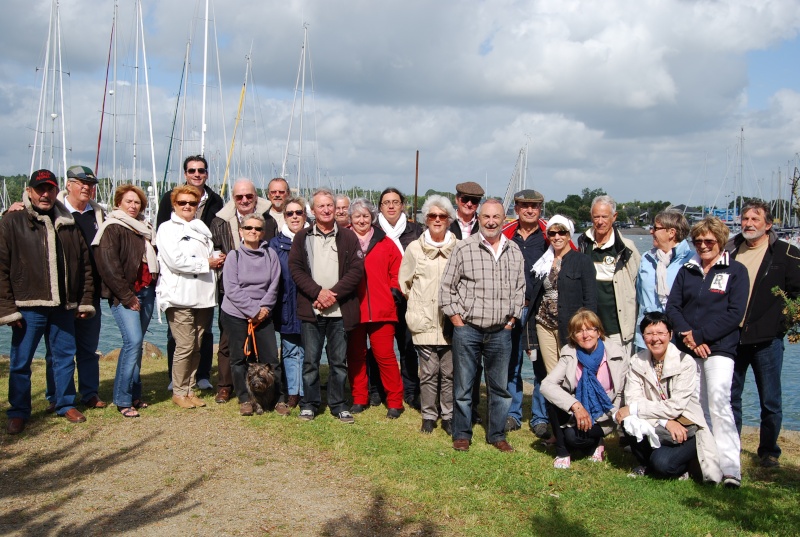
[2,231,797,430]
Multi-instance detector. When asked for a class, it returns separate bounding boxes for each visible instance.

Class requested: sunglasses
[459,196,481,205]
[692,239,718,247]
[547,230,569,237]
[427,213,448,221]
[186,168,207,175]
[285,209,305,217]
[234,194,255,201]
[175,200,199,207]
[241,225,263,232]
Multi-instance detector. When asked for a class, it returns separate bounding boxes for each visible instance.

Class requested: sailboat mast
[112,0,118,186]
[96,11,115,177]
[132,0,140,184]
[139,0,159,211]
[297,25,308,193]
[200,0,209,156]
[31,0,55,175]
[55,1,68,185]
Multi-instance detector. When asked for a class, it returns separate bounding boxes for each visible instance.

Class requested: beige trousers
[536,324,561,374]
[168,307,214,396]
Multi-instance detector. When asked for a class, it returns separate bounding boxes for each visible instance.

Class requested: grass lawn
[1,353,798,536]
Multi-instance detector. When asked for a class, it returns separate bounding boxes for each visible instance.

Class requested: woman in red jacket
[346,198,405,418]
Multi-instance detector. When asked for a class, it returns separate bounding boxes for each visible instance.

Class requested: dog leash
[244,319,262,361]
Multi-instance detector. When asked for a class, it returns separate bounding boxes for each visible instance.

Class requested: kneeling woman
[541,309,629,468]
[220,214,284,416]
[616,312,721,482]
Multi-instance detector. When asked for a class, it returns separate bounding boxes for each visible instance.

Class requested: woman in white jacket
[156,185,222,409]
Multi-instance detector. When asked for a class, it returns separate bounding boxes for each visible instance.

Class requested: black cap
[29,169,58,189]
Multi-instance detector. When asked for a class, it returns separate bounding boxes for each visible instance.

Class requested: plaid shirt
[439,233,526,329]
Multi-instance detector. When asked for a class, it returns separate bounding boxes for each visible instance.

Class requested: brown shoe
[214,387,231,404]
[45,402,56,414]
[274,402,291,416]
[7,417,26,435]
[453,439,470,451]
[172,395,196,409]
[188,393,206,407]
[83,395,108,409]
[491,440,515,453]
[287,394,301,408]
[63,408,87,423]
[240,402,254,416]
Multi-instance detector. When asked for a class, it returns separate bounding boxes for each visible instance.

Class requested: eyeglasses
[234,194,255,201]
[241,225,263,232]
[576,327,598,335]
[459,196,481,205]
[692,239,718,247]
[427,213,448,221]
[547,230,569,237]
[269,190,287,195]
[186,168,207,175]
[175,200,199,207]
[651,225,667,232]
[285,209,305,217]
[643,331,670,339]
[381,200,402,207]
[68,180,93,189]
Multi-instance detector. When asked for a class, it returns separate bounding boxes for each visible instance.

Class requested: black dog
[246,363,277,414]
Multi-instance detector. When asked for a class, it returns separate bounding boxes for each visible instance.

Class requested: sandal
[119,407,140,418]
[132,400,149,409]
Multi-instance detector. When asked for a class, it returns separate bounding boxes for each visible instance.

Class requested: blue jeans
[45,299,102,404]
[529,355,549,428]
[281,333,304,397]
[301,317,348,415]
[8,307,77,419]
[110,287,155,408]
[452,323,512,443]
[731,337,784,459]
[506,307,526,425]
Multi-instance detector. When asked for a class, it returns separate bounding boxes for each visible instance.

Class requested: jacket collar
[23,191,74,229]
[418,232,457,259]
[632,342,683,380]
[215,196,271,221]
[684,250,731,272]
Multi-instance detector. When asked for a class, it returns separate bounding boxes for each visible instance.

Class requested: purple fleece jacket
[221,240,281,320]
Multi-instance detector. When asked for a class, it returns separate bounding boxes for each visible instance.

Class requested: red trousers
[347,322,404,409]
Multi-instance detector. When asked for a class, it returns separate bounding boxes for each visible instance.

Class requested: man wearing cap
[501,189,550,436]
[449,182,484,240]
[576,195,640,356]
[156,155,224,391]
[0,170,96,434]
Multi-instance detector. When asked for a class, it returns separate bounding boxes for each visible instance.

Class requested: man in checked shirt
[439,199,525,453]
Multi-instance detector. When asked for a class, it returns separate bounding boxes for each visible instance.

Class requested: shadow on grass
[0,426,199,535]
[528,498,596,537]
[319,490,440,537]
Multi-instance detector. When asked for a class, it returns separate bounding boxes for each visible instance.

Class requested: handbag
[655,416,697,446]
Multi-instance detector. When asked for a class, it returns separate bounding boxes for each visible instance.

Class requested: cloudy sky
[2,0,800,208]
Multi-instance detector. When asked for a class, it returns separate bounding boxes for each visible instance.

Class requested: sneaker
[554,456,571,469]
[274,402,291,416]
[299,409,315,421]
[167,381,173,391]
[723,475,741,489]
[196,379,214,391]
[531,422,551,440]
[505,417,521,432]
[350,404,367,414]
[590,443,605,462]
[387,407,404,419]
[760,455,780,468]
[627,466,647,478]
[678,471,690,481]
[337,411,355,424]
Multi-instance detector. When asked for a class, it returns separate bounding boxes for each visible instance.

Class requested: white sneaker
[167,381,173,391]
[196,379,214,390]
[299,409,315,421]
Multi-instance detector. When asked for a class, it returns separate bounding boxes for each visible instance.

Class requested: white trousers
[696,354,741,479]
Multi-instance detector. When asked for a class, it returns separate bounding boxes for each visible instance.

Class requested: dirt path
[0,406,427,537]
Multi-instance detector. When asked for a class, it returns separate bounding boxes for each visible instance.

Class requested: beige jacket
[541,339,629,435]
[625,343,722,483]
[399,233,457,345]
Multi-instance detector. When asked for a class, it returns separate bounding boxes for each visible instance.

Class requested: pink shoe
[554,456,571,469]
[590,444,605,462]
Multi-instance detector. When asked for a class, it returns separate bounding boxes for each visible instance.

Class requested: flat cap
[67,165,98,184]
[455,181,485,197]
[514,189,544,203]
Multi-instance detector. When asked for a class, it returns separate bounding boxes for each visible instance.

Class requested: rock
[102,341,165,361]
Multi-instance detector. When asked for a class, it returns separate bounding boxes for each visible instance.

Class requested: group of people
[2,161,797,490]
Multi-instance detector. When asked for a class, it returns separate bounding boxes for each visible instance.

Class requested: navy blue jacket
[665,252,749,358]
[269,232,301,335]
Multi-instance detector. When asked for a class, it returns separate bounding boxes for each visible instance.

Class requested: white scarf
[655,248,674,306]
[531,245,555,279]
[280,221,309,241]
[378,213,407,255]
[93,209,159,274]
[424,229,452,248]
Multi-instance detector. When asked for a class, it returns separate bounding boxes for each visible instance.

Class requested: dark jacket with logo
[0,194,95,324]
[725,230,800,345]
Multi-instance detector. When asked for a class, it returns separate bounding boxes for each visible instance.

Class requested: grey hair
[232,178,256,194]
[240,213,266,228]
[591,195,617,213]
[349,197,378,221]
[310,188,335,208]
[334,193,350,205]
[419,195,457,224]
[655,210,690,242]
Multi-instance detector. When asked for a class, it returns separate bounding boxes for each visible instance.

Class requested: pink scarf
[357,227,374,254]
